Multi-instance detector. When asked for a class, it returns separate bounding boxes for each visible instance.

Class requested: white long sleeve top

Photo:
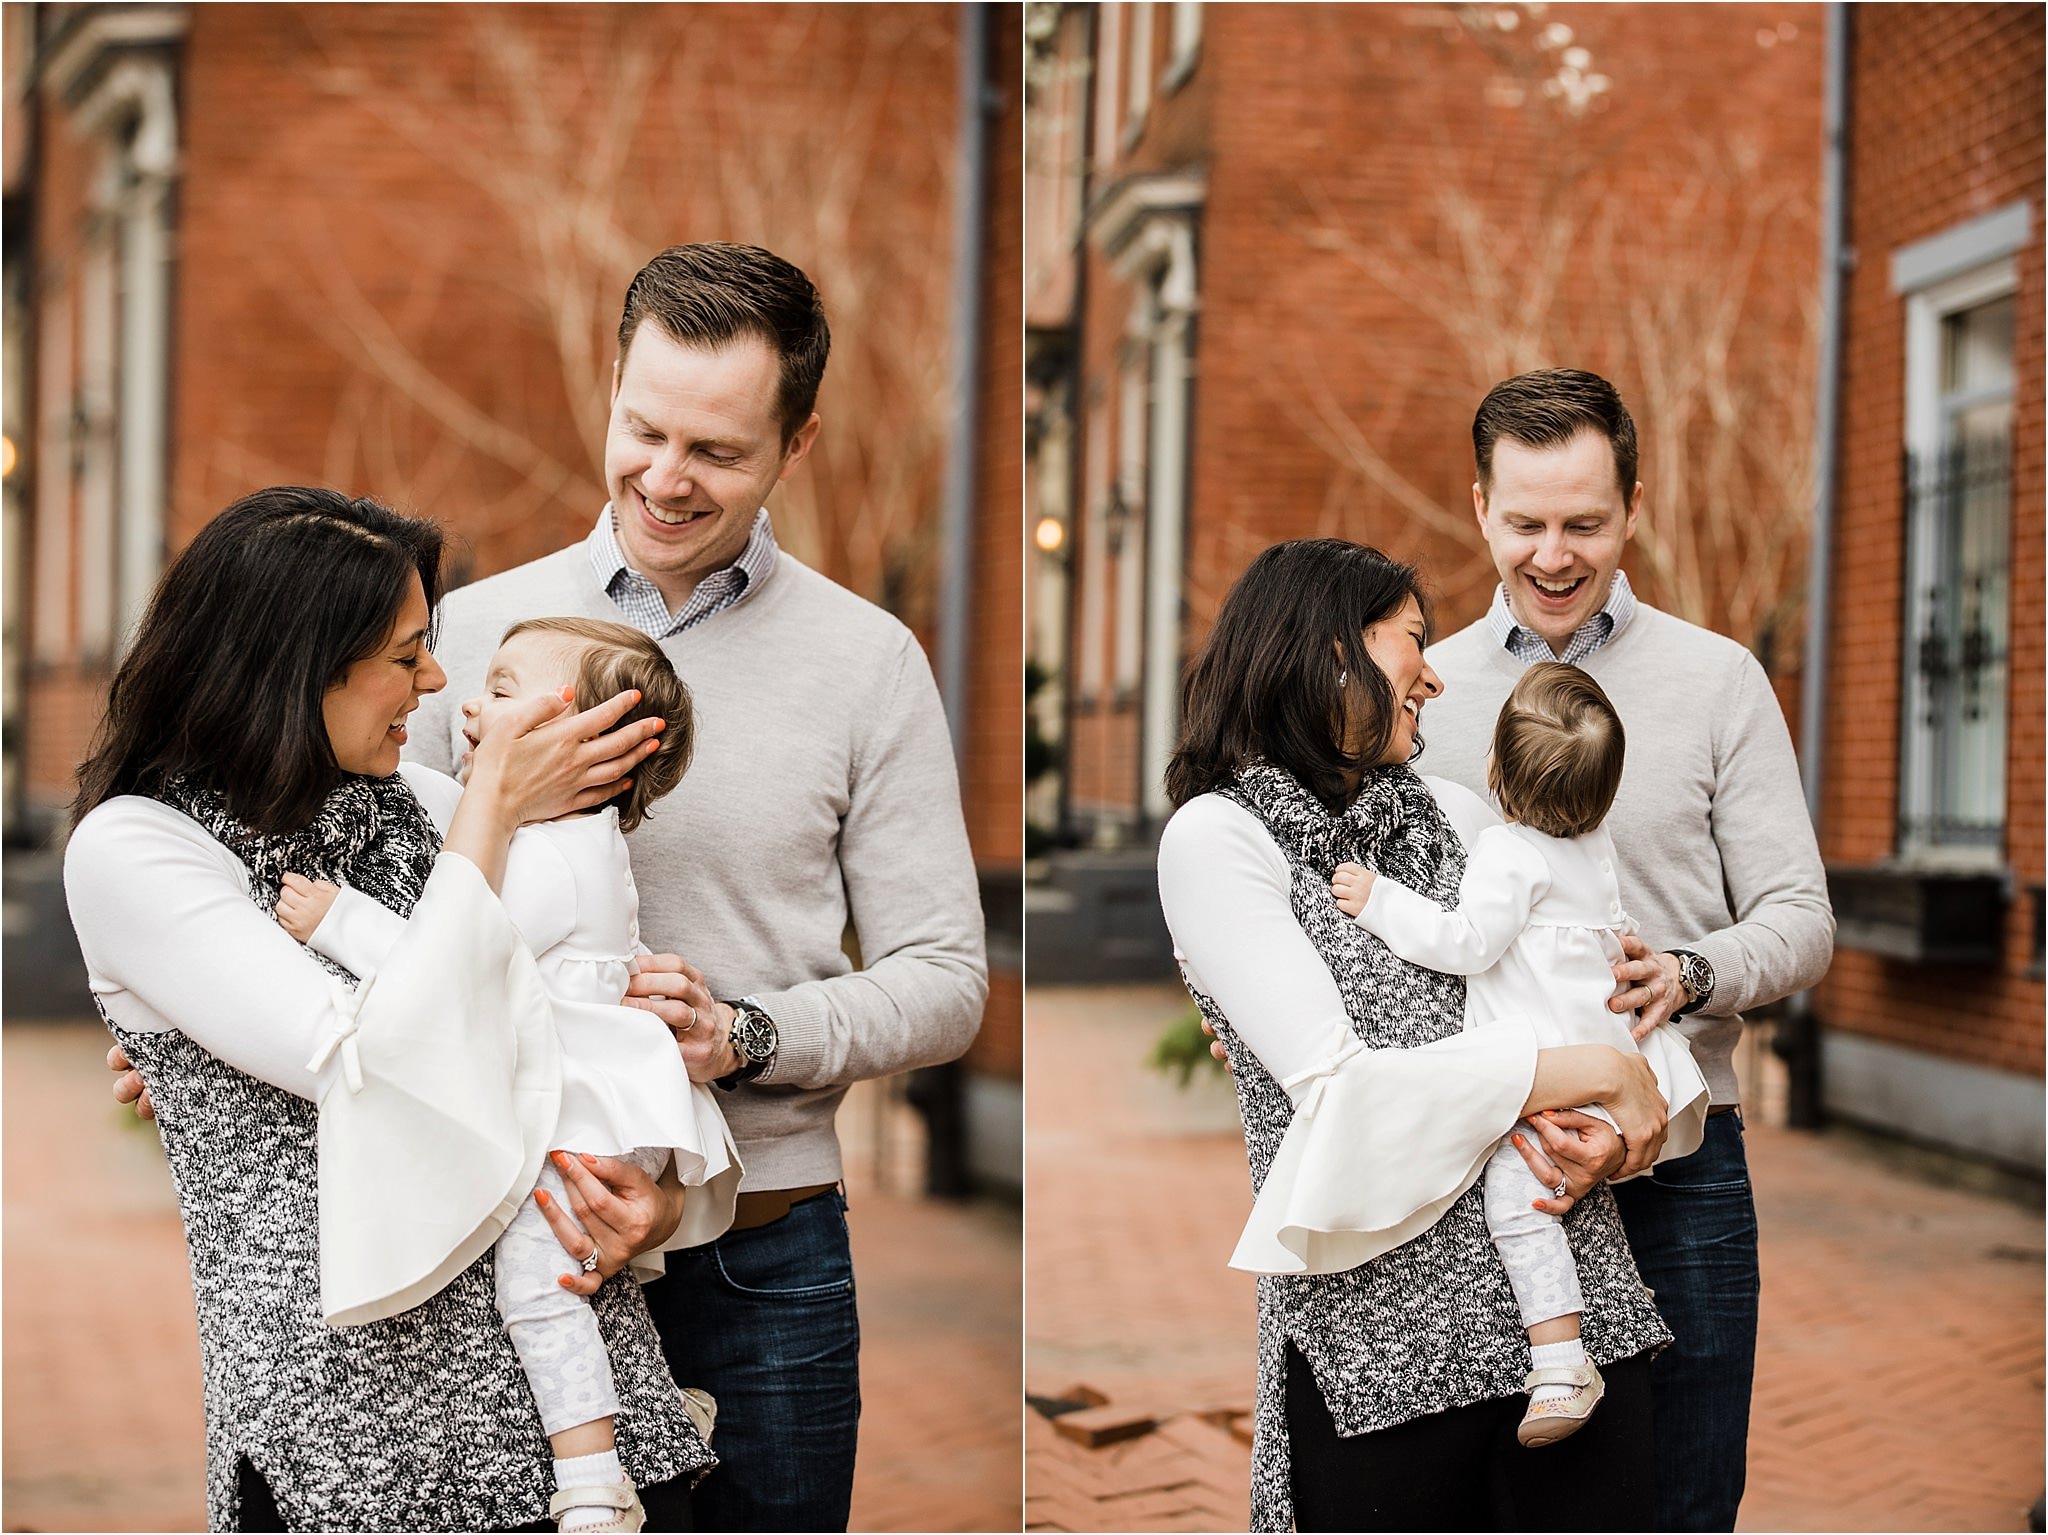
[66,765,562,1325]
[66,764,465,1096]
[1158,776,1547,1275]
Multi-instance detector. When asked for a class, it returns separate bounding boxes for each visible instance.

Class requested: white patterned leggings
[496,1147,669,1438]
[1482,1125,1585,1330]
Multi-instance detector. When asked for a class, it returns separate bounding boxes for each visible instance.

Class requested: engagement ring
[581,1246,601,1274]
[1551,1178,1569,1200]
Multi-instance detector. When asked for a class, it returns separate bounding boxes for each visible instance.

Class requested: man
[423,243,987,1530]
[1415,367,1834,1531]
[116,243,986,1530]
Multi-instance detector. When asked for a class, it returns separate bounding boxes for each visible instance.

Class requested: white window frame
[1165,2,1202,93]
[1122,0,1154,150]
[1893,205,2025,866]
[1093,0,1122,171]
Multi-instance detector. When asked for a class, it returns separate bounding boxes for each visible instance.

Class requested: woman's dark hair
[74,487,444,833]
[1165,539,1429,812]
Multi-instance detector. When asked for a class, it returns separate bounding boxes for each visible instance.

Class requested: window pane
[1941,295,2015,399]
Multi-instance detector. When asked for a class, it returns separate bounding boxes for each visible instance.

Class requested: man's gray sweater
[1416,603,1834,1106]
[407,546,987,1190]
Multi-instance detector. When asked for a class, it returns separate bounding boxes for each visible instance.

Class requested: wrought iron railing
[1897,434,2010,853]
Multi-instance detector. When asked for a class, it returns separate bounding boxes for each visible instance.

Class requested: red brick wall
[1065,3,1826,824]
[1817,2,2044,1076]
[967,6,1026,872]
[20,15,111,810]
[27,4,974,806]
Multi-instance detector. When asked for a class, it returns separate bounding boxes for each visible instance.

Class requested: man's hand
[276,874,341,944]
[625,953,742,1083]
[1197,1014,1231,1072]
[1331,862,1376,918]
[1611,931,1684,1040]
[534,1149,686,1296]
[108,1044,153,1120]
[1511,1109,1628,1215]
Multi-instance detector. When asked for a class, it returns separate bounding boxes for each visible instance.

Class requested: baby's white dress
[309,769,740,1323]
[1356,818,1709,1161]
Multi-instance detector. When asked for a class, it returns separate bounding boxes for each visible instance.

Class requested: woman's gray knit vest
[111,773,710,1531]
[1188,764,1668,1531]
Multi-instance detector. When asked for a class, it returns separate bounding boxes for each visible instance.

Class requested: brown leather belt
[1707,1104,1741,1116]
[728,1182,839,1234]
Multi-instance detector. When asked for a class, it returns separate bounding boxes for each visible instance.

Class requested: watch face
[733,1007,776,1065]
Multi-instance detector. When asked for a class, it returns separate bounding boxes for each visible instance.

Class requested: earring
[1338,669,1348,688]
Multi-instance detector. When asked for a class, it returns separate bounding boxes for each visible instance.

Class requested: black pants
[1285,1344,1657,1531]
[236,1456,693,1531]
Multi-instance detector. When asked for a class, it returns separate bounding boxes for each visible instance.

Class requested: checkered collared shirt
[1486,567,1640,667]
[586,504,779,639]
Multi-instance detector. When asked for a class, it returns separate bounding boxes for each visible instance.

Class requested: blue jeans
[1611,1110,1760,1533]
[643,1189,861,1532]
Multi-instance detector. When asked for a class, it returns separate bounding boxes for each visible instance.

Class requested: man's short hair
[1487,661,1626,840]
[617,243,831,444]
[1473,367,1638,502]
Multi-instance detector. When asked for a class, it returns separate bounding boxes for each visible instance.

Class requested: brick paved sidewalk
[1026,985,2045,1534]
[2,1019,1020,1533]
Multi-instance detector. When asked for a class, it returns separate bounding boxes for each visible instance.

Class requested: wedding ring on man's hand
[581,1245,601,1274]
[677,1003,698,1034]
[1551,1178,1569,1200]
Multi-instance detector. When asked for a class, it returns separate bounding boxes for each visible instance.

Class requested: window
[1894,208,2024,861]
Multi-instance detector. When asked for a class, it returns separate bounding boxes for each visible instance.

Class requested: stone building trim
[1889,199,2032,295]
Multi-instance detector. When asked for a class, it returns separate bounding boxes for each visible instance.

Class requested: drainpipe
[936,0,991,764]
[1776,1,1849,1131]
[919,2,994,1199]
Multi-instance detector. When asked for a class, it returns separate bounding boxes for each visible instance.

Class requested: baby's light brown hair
[500,617,695,832]
[1486,662,1625,839]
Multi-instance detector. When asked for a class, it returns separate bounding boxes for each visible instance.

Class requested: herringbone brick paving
[1,1019,1020,1533]
[1027,985,2044,1533]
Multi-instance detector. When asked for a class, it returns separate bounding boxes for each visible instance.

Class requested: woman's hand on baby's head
[276,873,341,943]
[1331,862,1376,917]
[469,685,663,825]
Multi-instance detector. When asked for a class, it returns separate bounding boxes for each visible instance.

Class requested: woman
[1156,539,1673,1531]
[66,487,708,1532]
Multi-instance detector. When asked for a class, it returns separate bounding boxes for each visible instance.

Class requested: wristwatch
[716,996,779,1089]
[1667,949,1716,1018]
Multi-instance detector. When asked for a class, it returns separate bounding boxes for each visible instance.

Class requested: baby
[1331,661,1706,1448]
[279,616,738,1533]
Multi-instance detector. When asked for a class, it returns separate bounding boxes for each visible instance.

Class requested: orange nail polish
[534,1189,551,1207]
[579,1152,598,1166]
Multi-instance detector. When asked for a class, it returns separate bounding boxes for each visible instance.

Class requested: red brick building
[1028,2,1826,851]
[4,3,1022,1183]
[1813,3,2043,1170]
